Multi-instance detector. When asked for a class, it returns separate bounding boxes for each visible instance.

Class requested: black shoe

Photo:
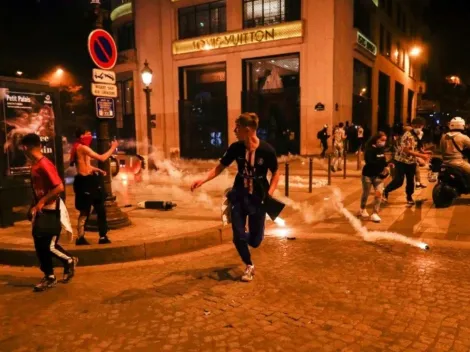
[416,183,427,189]
[34,275,57,292]
[75,237,90,246]
[406,197,415,206]
[98,236,111,244]
[63,257,78,283]
[382,191,389,203]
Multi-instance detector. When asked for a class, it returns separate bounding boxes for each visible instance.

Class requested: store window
[117,22,135,51]
[178,1,226,39]
[382,30,391,57]
[243,0,301,29]
[352,59,372,128]
[394,42,404,70]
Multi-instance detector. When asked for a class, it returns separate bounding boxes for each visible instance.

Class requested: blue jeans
[231,197,266,266]
[360,176,384,214]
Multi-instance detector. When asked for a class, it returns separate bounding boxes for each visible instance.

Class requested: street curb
[0,225,233,267]
[0,185,368,267]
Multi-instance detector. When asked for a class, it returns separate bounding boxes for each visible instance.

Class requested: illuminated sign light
[173,21,303,55]
[110,2,132,21]
[357,31,377,56]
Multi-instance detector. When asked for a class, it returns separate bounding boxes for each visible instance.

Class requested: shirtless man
[71,128,118,245]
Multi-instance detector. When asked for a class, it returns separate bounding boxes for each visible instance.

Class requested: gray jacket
[440,132,470,161]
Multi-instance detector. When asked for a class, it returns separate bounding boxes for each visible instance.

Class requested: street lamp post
[86,0,130,231]
[141,60,153,156]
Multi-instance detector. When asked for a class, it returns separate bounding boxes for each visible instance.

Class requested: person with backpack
[317,125,330,158]
[383,118,431,205]
[331,122,346,172]
[441,117,470,176]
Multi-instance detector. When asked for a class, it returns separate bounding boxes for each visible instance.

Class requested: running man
[191,112,280,282]
[22,133,77,292]
[71,128,117,245]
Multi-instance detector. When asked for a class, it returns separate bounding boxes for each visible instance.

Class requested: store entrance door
[242,54,300,155]
[178,63,228,159]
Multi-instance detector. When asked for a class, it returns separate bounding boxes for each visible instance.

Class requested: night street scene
[2,0,470,351]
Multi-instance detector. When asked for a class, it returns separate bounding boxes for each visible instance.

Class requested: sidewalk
[0,160,468,266]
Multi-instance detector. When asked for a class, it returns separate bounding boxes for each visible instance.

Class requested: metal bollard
[343,151,347,179]
[357,151,361,171]
[327,154,332,186]
[309,157,313,193]
[285,162,289,197]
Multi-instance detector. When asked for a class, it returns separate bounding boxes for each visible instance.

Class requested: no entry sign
[88,29,118,70]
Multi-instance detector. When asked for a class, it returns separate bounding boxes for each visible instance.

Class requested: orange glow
[410,46,421,57]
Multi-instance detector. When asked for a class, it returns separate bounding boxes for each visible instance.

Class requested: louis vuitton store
[126,0,361,158]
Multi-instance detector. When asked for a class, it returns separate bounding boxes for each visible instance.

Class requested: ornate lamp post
[141,60,154,155]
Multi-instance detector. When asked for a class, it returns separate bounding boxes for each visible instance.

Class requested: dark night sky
[0,0,102,82]
[425,0,470,91]
[0,0,469,96]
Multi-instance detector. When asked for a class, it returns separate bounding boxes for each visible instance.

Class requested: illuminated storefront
[112,0,426,158]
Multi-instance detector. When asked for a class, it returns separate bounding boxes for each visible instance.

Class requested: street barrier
[328,154,332,186]
[308,157,313,193]
[285,162,290,197]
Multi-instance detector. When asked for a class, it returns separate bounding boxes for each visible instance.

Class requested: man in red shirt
[21,133,78,292]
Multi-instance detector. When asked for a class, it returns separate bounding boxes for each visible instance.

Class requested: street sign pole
[86,0,130,231]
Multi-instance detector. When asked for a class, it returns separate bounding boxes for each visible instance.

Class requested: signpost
[95,97,115,118]
[86,0,130,230]
[88,29,118,70]
[91,83,118,98]
[92,68,116,84]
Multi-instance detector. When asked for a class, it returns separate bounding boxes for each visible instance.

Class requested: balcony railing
[111,0,132,21]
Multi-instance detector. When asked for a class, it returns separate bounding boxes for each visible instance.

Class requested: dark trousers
[33,234,72,277]
[385,161,416,198]
[320,140,328,158]
[74,174,108,237]
[231,199,266,266]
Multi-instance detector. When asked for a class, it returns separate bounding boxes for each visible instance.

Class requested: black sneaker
[63,257,78,283]
[34,275,57,292]
[382,191,389,203]
[98,236,111,244]
[406,197,415,206]
[75,237,90,246]
[416,183,427,189]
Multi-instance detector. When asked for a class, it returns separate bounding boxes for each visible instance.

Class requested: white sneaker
[370,213,381,223]
[241,265,255,282]
[357,209,369,218]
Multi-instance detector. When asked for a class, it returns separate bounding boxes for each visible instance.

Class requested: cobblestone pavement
[2,227,470,352]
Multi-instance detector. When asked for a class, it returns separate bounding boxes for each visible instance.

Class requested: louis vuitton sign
[173,21,303,55]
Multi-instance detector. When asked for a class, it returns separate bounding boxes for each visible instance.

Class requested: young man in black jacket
[191,113,280,282]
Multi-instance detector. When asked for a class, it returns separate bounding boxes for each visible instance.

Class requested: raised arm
[82,140,118,162]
